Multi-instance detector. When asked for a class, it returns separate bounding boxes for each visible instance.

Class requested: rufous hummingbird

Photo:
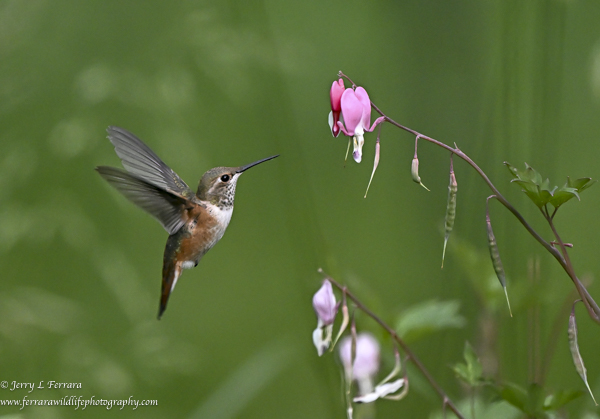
[96,126,278,319]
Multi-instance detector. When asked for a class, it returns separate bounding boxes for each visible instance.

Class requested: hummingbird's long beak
[236,155,279,173]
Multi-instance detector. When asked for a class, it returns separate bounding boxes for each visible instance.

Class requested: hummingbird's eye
[220,174,230,182]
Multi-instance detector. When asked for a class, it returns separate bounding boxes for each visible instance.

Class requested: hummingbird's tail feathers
[106,126,194,198]
[96,166,189,235]
[158,261,182,319]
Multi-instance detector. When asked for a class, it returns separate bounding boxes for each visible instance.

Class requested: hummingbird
[95,126,278,319]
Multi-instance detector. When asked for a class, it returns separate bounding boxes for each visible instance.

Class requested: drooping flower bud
[328,79,345,137]
[312,280,338,356]
[312,279,337,325]
[411,157,430,191]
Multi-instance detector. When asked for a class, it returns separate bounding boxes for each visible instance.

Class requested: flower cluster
[328,79,385,163]
[311,280,407,415]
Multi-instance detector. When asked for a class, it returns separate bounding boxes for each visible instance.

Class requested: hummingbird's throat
[212,181,237,210]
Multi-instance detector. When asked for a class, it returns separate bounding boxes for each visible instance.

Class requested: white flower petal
[376,379,405,397]
[352,135,364,163]
[353,378,405,404]
[328,111,334,133]
[313,323,333,356]
[352,392,380,404]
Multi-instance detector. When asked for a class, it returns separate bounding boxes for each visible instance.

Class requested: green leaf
[543,390,583,411]
[505,161,519,177]
[504,162,548,208]
[524,163,542,185]
[550,177,596,209]
[452,342,483,387]
[495,383,548,416]
[497,382,528,412]
[395,299,465,343]
[505,162,595,210]
[549,187,579,208]
[524,383,546,416]
[568,176,596,192]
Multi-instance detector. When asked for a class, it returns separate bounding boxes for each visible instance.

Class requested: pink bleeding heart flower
[328,79,345,137]
[336,87,384,163]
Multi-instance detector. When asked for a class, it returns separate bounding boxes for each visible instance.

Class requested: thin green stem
[547,217,599,321]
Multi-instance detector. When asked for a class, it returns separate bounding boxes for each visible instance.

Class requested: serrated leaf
[511,179,537,193]
[524,163,543,185]
[567,176,596,192]
[540,178,552,192]
[505,161,519,177]
[395,299,465,343]
[550,178,595,208]
[539,179,556,204]
[510,180,546,208]
[553,189,578,207]
[549,190,575,208]
[505,162,549,208]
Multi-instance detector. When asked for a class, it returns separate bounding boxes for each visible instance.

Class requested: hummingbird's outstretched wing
[96,166,191,235]
[106,126,194,198]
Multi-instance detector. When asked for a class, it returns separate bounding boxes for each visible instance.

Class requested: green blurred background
[2,0,600,417]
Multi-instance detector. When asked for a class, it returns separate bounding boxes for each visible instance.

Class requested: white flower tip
[352,135,364,163]
[313,327,327,356]
[313,324,334,356]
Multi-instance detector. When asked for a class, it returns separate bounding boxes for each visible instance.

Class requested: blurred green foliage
[1,0,600,418]
[395,299,465,343]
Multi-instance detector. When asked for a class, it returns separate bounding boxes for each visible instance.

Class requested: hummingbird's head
[196,155,279,208]
[197,166,241,208]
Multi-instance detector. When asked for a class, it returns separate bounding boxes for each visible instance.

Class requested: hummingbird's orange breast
[176,203,221,264]
[159,202,224,316]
